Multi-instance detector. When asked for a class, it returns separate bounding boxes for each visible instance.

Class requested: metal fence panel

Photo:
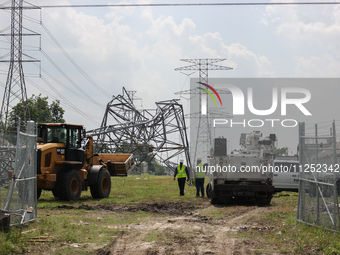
[297,121,340,231]
[0,121,37,227]
[0,132,16,210]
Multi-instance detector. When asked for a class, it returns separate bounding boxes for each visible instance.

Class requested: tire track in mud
[213,206,266,255]
[48,201,200,216]
[93,203,271,255]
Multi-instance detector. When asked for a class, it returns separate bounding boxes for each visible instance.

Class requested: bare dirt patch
[92,202,282,255]
[32,195,302,255]
[50,201,200,215]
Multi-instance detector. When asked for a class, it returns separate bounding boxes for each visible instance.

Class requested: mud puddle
[50,201,201,215]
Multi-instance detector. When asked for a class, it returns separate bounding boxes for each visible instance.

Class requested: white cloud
[294,54,340,77]
[276,21,340,54]
[265,2,340,55]
[105,1,136,21]
[260,18,269,26]
[224,43,275,77]
[262,1,340,77]
[0,1,276,129]
[140,9,274,77]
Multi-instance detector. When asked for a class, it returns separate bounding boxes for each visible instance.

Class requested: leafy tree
[50,100,65,123]
[274,147,288,157]
[7,94,65,130]
[153,159,166,175]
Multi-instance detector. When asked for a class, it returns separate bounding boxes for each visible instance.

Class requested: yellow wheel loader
[36,123,134,201]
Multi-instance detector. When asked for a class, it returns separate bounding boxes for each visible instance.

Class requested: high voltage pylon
[175,58,232,163]
[0,0,40,129]
[87,87,192,175]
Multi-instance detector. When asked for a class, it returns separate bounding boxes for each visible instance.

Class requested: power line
[40,10,121,90]
[1,59,102,122]
[0,1,103,126]
[1,2,340,9]
[26,76,102,121]
[39,65,104,107]
[38,65,107,110]
[41,23,111,99]
[39,75,100,125]
[40,49,104,109]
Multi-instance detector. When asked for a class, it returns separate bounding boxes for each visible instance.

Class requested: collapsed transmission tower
[0,0,40,129]
[175,58,232,163]
[87,88,192,174]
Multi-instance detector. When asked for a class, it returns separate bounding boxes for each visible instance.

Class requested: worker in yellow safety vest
[195,158,206,197]
[173,159,190,196]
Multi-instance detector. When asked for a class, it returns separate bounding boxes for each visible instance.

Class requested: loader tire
[211,196,219,205]
[56,170,82,201]
[206,183,212,199]
[52,188,60,199]
[90,168,111,199]
[256,193,272,206]
[37,188,42,200]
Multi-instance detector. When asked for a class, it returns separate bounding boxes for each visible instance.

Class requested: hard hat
[197,158,202,161]
[179,159,184,163]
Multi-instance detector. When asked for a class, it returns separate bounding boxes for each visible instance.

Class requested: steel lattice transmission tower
[88,87,192,175]
[175,58,232,162]
[0,0,39,129]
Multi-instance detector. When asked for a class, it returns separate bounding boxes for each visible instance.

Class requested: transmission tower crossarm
[179,58,227,64]
[174,88,231,95]
[174,58,233,71]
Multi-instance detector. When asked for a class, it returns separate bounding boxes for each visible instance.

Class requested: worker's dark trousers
[177,178,186,196]
[195,178,205,197]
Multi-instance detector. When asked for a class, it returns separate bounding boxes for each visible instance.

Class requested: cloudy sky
[0,0,339,154]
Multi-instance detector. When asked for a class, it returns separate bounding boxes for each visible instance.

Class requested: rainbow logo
[196,82,222,106]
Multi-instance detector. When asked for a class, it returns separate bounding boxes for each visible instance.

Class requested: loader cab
[38,123,85,163]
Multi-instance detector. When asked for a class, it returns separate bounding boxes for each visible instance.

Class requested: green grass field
[1,175,340,254]
[38,174,198,206]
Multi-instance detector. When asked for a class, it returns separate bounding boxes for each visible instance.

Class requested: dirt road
[92,199,282,255]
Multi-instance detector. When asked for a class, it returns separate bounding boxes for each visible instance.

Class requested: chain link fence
[0,132,16,193]
[297,121,340,231]
[0,120,37,230]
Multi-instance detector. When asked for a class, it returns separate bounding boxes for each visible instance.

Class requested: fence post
[332,120,338,230]
[298,122,305,222]
[315,124,320,225]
